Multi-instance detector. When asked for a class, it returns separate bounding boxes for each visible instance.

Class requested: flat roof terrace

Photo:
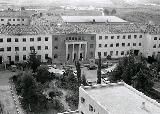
[83,82,160,114]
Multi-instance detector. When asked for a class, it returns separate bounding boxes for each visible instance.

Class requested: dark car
[87,65,97,70]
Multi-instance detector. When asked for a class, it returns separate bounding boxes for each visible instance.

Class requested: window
[153,44,156,48]
[37,46,41,50]
[7,47,11,51]
[13,19,15,21]
[139,43,141,46]
[15,38,18,42]
[0,48,4,52]
[17,19,20,21]
[98,52,101,56]
[45,54,49,59]
[37,37,41,41]
[54,46,58,49]
[23,55,26,60]
[89,105,93,112]
[1,19,4,21]
[90,44,94,48]
[128,35,131,39]
[0,38,3,42]
[139,35,142,38]
[15,55,19,62]
[110,44,113,47]
[116,43,119,47]
[75,37,77,40]
[111,36,114,39]
[78,37,81,40]
[99,36,102,40]
[116,51,118,55]
[45,37,49,41]
[121,51,124,55]
[55,37,58,41]
[30,46,34,50]
[69,37,71,40]
[23,38,26,42]
[110,51,113,56]
[105,36,108,39]
[22,19,24,21]
[104,44,107,47]
[123,35,125,39]
[15,47,19,51]
[30,38,34,42]
[159,44,160,48]
[91,36,94,40]
[134,35,137,39]
[81,97,85,103]
[133,43,136,46]
[54,54,58,59]
[72,37,74,40]
[99,44,102,47]
[117,36,120,39]
[154,37,157,40]
[128,43,130,46]
[23,47,26,51]
[104,52,107,56]
[122,43,125,47]
[8,19,11,21]
[45,46,48,50]
[90,52,94,57]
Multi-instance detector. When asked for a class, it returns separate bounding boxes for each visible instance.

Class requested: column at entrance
[72,43,75,61]
[66,43,68,60]
[78,43,81,60]
[85,43,87,60]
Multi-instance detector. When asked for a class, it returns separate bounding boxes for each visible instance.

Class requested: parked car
[87,65,97,70]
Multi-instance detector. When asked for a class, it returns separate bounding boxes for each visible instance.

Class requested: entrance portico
[65,41,87,62]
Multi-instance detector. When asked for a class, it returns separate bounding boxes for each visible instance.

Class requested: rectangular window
[55,37,58,41]
[45,37,49,41]
[128,35,131,39]
[37,37,41,41]
[121,51,124,55]
[45,54,48,59]
[13,19,15,21]
[139,35,142,38]
[0,48,4,52]
[1,19,4,21]
[116,43,119,47]
[30,38,34,42]
[104,44,107,47]
[104,52,107,56]
[139,43,141,46]
[154,37,157,40]
[30,46,34,50]
[81,97,85,103]
[110,44,113,47]
[159,44,160,48]
[134,35,137,39]
[128,43,130,46]
[99,36,102,40]
[117,36,120,39]
[15,47,19,51]
[123,35,125,39]
[45,46,48,50]
[8,19,11,21]
[15,38,18,42]
[122,43,125,47]
[116,51,118,55]
[23,47,26,51]
[23,38,26,42]
[17,19,20,21]
[110,51,113,56]
[0,38,3,42]
[105,36,108,39]
[90,52,94,57]
[54,46,58,49]
[23,55,26,60]
[133,43,136,46]
[99,44,102,47]
[15,55,19,62]
[89,105,93,112]
[91,36,94,40]
[37,46,41,50]
[90,44,94,48]
[153,44,156,48]
[7,47,11,51]
[111,36,114,39]
[98,52,101,56]
[22,19,24,21]
[7,38,11,42]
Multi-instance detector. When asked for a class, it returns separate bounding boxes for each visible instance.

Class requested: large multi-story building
[78,82,160,114]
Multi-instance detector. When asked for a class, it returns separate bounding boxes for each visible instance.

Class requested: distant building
[79,82,160,114]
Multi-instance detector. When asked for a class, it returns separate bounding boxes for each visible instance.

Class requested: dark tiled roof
[144,24,160,35]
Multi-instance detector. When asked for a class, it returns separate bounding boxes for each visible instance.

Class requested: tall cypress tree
[97,53,101,84]
[76,60,81,86]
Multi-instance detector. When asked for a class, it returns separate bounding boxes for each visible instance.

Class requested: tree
[104,9,110,15]
[111,9,116,15]
[28,48,41,72]
[75,61,81,86]
[97,53,101,84]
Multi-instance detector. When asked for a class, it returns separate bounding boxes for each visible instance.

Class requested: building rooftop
[82,82,160,114]
[61,16,127,23]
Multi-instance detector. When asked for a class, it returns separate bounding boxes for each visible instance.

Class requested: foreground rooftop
[82,82,160,114]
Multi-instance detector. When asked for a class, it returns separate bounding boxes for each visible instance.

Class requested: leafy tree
[49,89,63,99]
[75,61,81,86]
[104,9,109,15]
[111,9,116,15]
[97,53,101,84]
[28,48,41,72]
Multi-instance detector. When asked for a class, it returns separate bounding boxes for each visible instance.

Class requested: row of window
[6,54,49,62]
[98,43,142,48]
[153,37,160,40]
[0,18,25,21]
[81,97,95,113]
[0,37,49,43]
[153,44,160,48]
[99,35,143,40]
[0,46,49,52]
[98,50,130,56]
[66,36,85,41]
